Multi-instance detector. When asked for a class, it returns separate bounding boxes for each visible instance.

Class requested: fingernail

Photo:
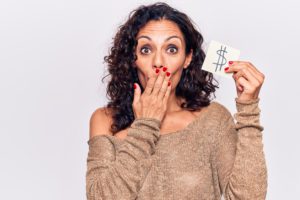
[156,69,160,73]
[229,61,233,65]
[168,81,171,86]
[163,67,168,72]
[224,67,229,71]
[166,72,171,77]
[133,83,136,89]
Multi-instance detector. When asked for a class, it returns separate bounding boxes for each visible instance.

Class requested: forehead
[136,19,184,39]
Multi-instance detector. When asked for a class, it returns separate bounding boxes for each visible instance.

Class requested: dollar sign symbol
[213,45,227,72]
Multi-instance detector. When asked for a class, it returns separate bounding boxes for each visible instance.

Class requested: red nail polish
[166,72,171,77]
[229,61,233,65]
[163,67,168,72]
[168,81,171,86]
[156,69,160,73]
[224,67,229,71]
[133,83,136,89]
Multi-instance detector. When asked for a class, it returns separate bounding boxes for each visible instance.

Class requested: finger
[225,62,244,73]
[246,66,262,83]
[227,62,262,85]
[229,61,264,82]
[232,73,244,91]
[238,85,243,91]
[151,67,167,96]
[246,62,265,83]
[236,76,253,93]
[132,83,141,105]
[143,70,159,96]
[233,68,260,87]
[157,71,171,100]
[236,61,262,82]
[234,61,261,74]
[163,79,172,105]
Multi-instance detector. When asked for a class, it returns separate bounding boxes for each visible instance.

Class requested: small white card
[202,40,240,78]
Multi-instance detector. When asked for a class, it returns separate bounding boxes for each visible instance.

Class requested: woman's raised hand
[224,61,265,102]
[132,67,172,122]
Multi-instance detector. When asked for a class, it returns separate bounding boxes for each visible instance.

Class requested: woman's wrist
[235,97,260,113]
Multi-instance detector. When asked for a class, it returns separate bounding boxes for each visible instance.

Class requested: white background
[1,0,299,199]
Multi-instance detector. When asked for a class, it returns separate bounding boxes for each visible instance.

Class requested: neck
[165,90,184,114]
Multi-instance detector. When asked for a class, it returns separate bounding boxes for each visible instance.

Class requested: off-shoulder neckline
[87,101,218,144]
[158,101,215,139]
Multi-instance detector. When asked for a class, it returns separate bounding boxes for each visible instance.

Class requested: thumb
[133,83,141,105]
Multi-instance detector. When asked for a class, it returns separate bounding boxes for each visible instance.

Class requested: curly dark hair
[101,2,219,135]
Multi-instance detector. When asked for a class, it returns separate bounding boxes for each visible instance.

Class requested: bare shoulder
[89,106,113,139]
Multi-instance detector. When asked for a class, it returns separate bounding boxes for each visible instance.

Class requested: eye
[140,46,151,54]
[167,45,178,54]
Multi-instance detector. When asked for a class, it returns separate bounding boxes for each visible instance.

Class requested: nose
[153,51,165,70]
[154,65,164,69]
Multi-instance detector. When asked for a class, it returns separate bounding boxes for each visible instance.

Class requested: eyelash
[140,45,178,55]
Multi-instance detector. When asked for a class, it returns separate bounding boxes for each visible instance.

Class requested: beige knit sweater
[86,98,268,200]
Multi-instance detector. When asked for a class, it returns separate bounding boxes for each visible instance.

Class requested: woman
[86,2,267,200]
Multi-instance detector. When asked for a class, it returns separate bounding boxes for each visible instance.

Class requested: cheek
[134,58,142,68]
[168,55,186,69]
[134,56,150,74]
[135,54,148,68]
[136,69,148,87]
[172,69,183,82]
[169,67,185,86]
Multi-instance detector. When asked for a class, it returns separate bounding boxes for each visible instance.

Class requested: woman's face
[134,19,193,90]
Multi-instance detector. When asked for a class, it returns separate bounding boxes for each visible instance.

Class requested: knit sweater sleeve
[211,98,268,200]
[86,117,161,200]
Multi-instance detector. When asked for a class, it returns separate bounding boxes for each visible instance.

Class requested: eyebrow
[137,35,182,43]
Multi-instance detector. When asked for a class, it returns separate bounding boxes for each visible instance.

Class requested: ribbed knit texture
[86,98,268,200]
